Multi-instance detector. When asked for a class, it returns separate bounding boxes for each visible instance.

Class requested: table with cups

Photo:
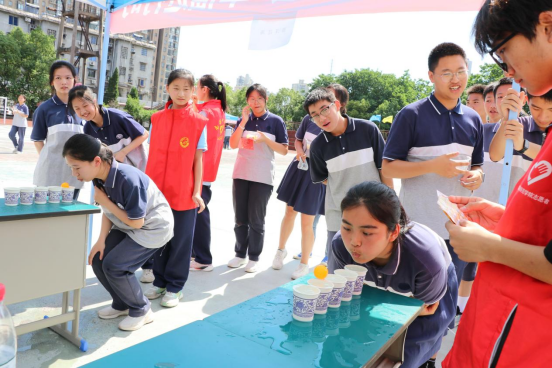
[83,268,424,367]
[0,186,100,351]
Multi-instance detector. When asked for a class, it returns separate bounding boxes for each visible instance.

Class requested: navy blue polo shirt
[232,110,288,186]
[31,95,83,142]
[83,107,145,147]
[383,93,484,239]
[295,115,322,158]
[97,160,174,249]
[309,116,385,231]
[476,117,544,202]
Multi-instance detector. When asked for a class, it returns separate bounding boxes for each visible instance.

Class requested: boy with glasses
[443,1,552,367]
[382,43,484,324]
[306,88,392,267]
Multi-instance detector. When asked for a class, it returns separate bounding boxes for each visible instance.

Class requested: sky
[177,11,495,93]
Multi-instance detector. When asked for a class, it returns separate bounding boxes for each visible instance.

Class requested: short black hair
[483,83,496,99]
[473,0,552,56]
[303,88,336,114]
[428,43,467,72]
[528,89,552,103]
[467,84,486,96]
[493,77,514,98]
[245,83,267,100]
[326,83,349,114]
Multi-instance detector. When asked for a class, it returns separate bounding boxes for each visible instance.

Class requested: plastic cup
[451,154,471,171]
[20,187,35,205]
[292,284,320,322]
[308,279,334,315]
[61,186,75,203]
[4,187,20,206]
[325,274,347,308]
[345,264,368,296]
[48,186,62,203]
[334,269,358,302]
[35,187,49,204]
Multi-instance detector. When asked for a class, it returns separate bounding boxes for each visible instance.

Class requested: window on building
[17,3,24,10]
[8,1,13,5]
[9,16,18,26]
[138,79,145,87]
[91,36,98,45]
[141,48,147,56]
[121,46,128,59]
[0,0,4,5]
[120,67,126,76]
[139,62,146,72]
[88,69,96,78]
[47,29,56,38]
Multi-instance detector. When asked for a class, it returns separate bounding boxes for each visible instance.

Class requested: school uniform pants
[91,229,157,317]
[153,208,197,293]
[224,136,230,149]
[233,179,273,262]
[8,126,26,152]
[446,240,478,285]
[192,185,213,265]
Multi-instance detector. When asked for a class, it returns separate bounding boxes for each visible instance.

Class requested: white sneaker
[118,309,154,331]
[140,269,155,283]
[97,306,129,320]
[227,257,247,268]
[244,260,258,273]
[12,148,18,154]
[291,263,310,280]
[144,286,166,300]
[160,290,183,308]
[190,260,214,272]
[272,249,287,270]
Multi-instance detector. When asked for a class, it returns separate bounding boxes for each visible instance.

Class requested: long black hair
[68,85,98,115]
[326,83,349,114]
[166,69,195,103]
[341,181,411,246]
[62,133,113,165]
[49,60,78,95]
[199,74,227,112]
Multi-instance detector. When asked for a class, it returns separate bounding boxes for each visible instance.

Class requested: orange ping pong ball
[61,182,70,188]
[314,265,328,279]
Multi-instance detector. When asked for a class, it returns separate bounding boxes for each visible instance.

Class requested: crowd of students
[16,0,552,366]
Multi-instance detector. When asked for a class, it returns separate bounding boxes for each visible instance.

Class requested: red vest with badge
[146,101,208,211]
[443,126,552,368]
[197,99,225,182]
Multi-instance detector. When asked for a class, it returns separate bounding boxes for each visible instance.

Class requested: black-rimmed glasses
[310,103,335,123]
[488,33,517,72]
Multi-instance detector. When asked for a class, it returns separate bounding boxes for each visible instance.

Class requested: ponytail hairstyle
[326,83,349,114]
[68,85,99,115]
[341,181,411,247]
[167,68,195,103]
[62,133,113,165]
[199,74,227,112]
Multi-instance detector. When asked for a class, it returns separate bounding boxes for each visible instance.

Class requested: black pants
[8,126,25,152]
[152,208,197,293]
[192,185,213,264]
[233,179,273,261]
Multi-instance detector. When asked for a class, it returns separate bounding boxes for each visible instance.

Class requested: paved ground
[0,125,454,367]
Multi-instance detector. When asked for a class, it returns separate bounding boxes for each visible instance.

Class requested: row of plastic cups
[4,186,75,206]
[292,265,367,322]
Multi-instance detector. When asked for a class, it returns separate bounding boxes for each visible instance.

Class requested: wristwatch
[516,139,530,154]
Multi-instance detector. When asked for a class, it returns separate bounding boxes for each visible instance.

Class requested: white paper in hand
[437,190,467,224]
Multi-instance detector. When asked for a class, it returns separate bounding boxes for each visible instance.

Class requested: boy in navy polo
[483,83,501,124]
[306,88,393,266]
[382,43,484,313]
[466,84,487,123]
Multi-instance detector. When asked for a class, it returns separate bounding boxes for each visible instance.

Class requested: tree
[467,63,504,87]
[225,84,247,117]
[128,86,139,99]
[125,94,154,126]
[104,67,119,105]
[267,88,305,124]
[0,27,56,114]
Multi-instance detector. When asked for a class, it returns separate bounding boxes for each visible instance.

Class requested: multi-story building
[236,74,253,90]
[0,1,178,108]
[291,79,308,94]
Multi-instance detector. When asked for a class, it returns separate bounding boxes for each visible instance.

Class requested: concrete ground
[0,125,455,367]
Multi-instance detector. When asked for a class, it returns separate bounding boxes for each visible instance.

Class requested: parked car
[0,106,13,117]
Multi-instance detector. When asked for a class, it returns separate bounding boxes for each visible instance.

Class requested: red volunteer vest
[197,99,225,182]
[443,126,552,368]
[146,101,208,211]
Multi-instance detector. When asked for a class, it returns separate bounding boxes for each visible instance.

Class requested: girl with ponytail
[329,181,457,368]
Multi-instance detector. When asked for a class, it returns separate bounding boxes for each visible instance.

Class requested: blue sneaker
[293,252,313,260]
[320,256,328,266]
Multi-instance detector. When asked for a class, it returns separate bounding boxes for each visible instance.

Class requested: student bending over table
[63,134,174,331]
[328,181,457,368]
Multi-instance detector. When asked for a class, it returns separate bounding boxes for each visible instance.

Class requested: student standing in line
[382,43,484,314]
[227,84,289,273]
[63,134,173,331]
[272,114,325,280]
[224,124,232,149]
[68,85,149,171]
[483,83,501,124]
[9,94,29,154]
[31,61,84,199]
[329,182,456,368]
[143,69,208,307]
[307,88,393,267]
[466,84,487,123]
[190,74,227,272]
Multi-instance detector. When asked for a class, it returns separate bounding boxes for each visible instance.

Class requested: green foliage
[266,88,305,123]
[104,67,119,105]
[0,27,56,114]
[467,63,504,87]
[225,84,247,116]
[124,94,154,126]
[128,86,139,99]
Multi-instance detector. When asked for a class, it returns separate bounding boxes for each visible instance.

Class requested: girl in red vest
[190,74,227,272]
[144,69,208,308]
